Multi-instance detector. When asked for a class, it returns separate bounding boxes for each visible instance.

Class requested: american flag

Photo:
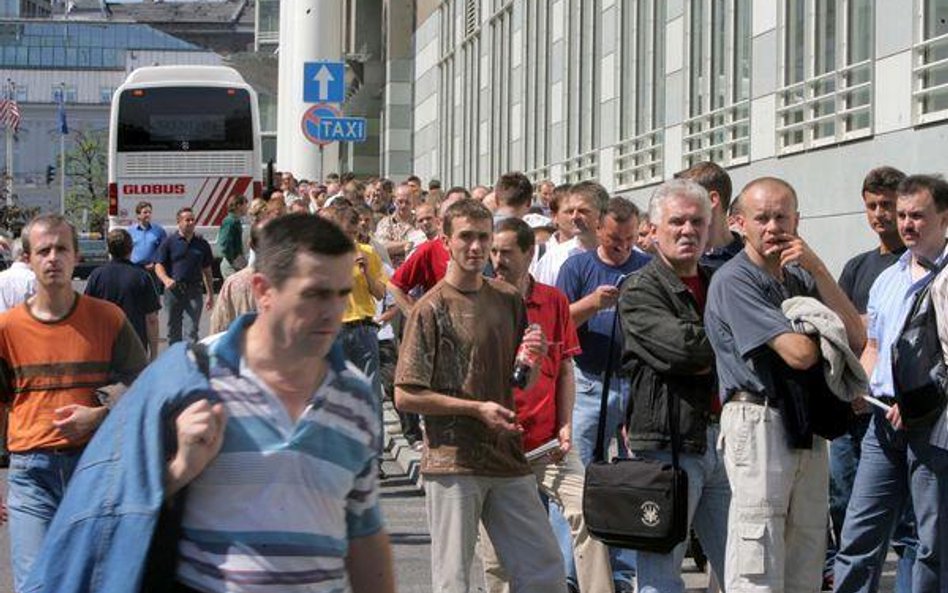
[0,98,21,131]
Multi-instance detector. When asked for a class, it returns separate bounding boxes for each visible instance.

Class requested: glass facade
[0,21,200,69]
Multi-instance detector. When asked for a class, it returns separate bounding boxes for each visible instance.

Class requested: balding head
[734,177,799,215]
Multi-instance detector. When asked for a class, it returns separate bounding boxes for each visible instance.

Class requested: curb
[382,400,423,488]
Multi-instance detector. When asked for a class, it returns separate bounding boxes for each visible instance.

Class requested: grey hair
[648,179,712,224]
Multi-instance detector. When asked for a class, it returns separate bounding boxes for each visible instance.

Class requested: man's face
[539,183,554,206]
[280,173,296,192]
[738,184,799,262]
[897,190,948,257]
[636,218,654,253]
[553,204,574,240]
[137,206,152,226]
[415,205,439,239]
[28,222,77,289]
[471,186,489,202]
[597,214,638,264]
[565,195,601,238]
[654,196,710,269]
[177,210,197,237]
[358,213,373,238]
[863,190,899,237]
[407,179,421,198]
[443,216,492,275]
[491,230,532,287]
[255,251,354,360]
[394,188,413,217]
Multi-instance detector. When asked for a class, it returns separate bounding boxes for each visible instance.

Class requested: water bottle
[511,323,542,389]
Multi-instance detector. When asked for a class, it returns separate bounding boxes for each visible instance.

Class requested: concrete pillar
[276,0,343,181]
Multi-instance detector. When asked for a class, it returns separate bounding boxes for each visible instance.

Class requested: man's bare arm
[346,530,396,593]
[768,332,820,370]
[395,385,521,434]
[387,281,416,316]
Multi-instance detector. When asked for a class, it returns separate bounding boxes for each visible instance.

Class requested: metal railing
[776,59,872,155]
[614,129,663,190]
[682,100,750,167]
[913,31,948,125]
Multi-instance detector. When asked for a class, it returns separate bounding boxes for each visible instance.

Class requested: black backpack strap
[593,312,619,463]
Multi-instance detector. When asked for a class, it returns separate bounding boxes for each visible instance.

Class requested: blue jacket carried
[22,340,213,593]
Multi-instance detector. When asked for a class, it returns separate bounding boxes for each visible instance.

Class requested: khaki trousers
[425,473,567,593]
[479,449,614,593]
[720,402,829,593]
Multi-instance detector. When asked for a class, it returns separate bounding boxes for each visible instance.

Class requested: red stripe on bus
[194,178,223,222]
[209,176,251,225]
[201,177,235,225]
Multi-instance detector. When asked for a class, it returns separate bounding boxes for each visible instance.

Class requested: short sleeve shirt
[390,239,450,294]
[156,233,213,284]
[395,278,531,477]
[556,249,651,376]
[838,247,905,314]
[85,260,161,348]
[343,243,388,323]
[128,223,167,265]
[705,251,818,402]
[517,279,581,451]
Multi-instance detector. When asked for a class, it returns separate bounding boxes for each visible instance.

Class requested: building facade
[408,0,948,273]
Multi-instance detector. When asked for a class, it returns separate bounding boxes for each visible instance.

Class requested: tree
[0,182,40,237]
[64,128,108,234]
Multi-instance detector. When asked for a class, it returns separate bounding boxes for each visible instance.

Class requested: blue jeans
[635,424,730,593]
[7,450,83,592]
[550,364,635,588]
[828,415,915,591]
[834,411,947,593]
[165,283,203,344]
[338,323,382,450]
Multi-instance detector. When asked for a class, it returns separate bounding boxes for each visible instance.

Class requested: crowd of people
[0,160,944,593]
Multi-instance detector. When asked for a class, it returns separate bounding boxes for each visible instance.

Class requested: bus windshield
[117,87,253,152]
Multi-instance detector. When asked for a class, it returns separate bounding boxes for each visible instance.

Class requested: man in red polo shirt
[480,217,613,593]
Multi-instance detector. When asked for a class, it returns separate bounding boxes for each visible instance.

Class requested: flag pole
[5,80,13,207]
[59,82,66,216]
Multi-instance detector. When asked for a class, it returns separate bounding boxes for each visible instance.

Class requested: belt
[16,445,85,455]
[343,317,379,329]
[874,395,897,406]
[728,391,777,408]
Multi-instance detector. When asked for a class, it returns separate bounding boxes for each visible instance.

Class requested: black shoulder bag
[582,312,689,553]
[892,259,948,429]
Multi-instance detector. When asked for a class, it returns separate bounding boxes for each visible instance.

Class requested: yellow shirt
[343,243,388,323]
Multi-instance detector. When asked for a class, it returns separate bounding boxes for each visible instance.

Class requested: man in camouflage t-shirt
[396,199,567,593]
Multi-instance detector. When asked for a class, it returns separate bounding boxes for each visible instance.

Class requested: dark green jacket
[619,257,716,453]
[218,213,244,263]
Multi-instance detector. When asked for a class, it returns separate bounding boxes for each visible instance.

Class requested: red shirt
[390,239,450,293]
[516,278,582,450]
[681,273,719,414]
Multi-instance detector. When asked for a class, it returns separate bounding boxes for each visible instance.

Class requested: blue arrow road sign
[303,61,345,103]
[316,116,367,143]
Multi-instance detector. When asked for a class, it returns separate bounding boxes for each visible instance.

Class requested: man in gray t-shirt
[704,177,864,593]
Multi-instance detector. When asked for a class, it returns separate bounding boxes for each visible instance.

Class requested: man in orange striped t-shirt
[0,214,146,592]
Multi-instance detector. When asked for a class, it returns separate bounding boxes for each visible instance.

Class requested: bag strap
[593,298,682,469]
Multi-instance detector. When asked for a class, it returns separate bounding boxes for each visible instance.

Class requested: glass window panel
[734,0,751,101]
[814,0,836,75]
[847,0,872,64]
[41,46,53,65]
[711,0,726,109]
[785,0,805,85]
[690,0,705,116]
[924,0,948,40]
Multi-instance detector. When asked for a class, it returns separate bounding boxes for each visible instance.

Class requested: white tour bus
[107,65,261,256]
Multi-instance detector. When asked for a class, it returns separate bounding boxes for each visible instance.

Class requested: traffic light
[46,165,55,186]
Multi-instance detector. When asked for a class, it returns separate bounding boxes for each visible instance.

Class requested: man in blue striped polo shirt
[164,213,395,593]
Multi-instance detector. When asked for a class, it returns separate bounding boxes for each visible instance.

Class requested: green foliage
[64,128,108,234]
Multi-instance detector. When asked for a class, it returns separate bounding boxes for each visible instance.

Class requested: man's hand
[548,423,571,463]
[166,399,227,497]
[163,277,177,291]
[52,405,108,443]
[592,285,619,310]
[477,402,523,434]
[778,235,824,273]
[355,251,368,274]
[520,324,549,362]
[851,396,871,415]
[886,403,903,430]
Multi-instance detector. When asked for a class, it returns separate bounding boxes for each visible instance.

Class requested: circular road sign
[301,103,342,147]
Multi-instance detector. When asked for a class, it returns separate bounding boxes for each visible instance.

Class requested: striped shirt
[177,323,383,593]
